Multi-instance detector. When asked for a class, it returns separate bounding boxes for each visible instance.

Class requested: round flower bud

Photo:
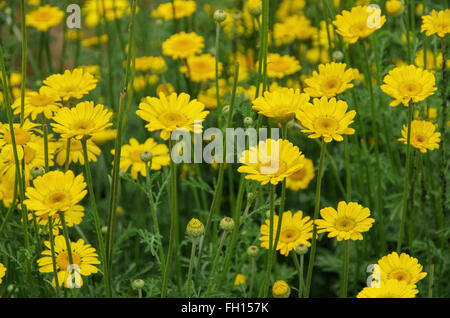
[295,244,309,255]
[30,166,44,178]
[219,217,235,231]
[243,117,253,127]
[132,279,145,290]
[222,105,230,116]
[101,225,108,234]
[213,9,227,23]
[248,3,262,17]
[272,280,290,298]
[140,151,152,162]
[385,0,403,16]
[332,50,344,62]
[186,218,205,238]
[246,191,256,202]
[247,245,259,257]
[265,210,271,218]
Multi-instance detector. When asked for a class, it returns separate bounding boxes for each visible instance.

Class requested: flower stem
[428,264,434,298]
[249,256,256,297]
[205,230,228,297]
[186,237,197,298]
[215,21,222,128]
[340,240,350,298]
[291,253,304,298]
[59,213,77,297]
[20,0,27,125]
[47,216,60,297]
[304,140,327,298]
[42,116,49,172]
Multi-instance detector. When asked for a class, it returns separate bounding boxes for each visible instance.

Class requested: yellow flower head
[276,0,305,21]
[272,280,290,298]
[0,172,16,207]
[51,101,113,140]
[137,92,209,140]
[357,279,418,298]
[414,50,449,70]
[162,32,204,60]
[377,252,427,286]
[84,0,130,28]
[12,86,61,120]
[234,274,246,286]
[252,87,310,122]
[112,137,170,179]
[37,235,100,288]
[398,120,440,153]
[152,0,196,20]
[381,65,437,107]
[295,97,356,142]
[385,0,403,16]
[43,68,98,101]
[304,62,355,98]
[315,201,375,241]
[421,9,450,38]
[0,263,6,285]
[135,56,167,73]
[24,170,87,219]
[81,34,109,47]
[333,5,386,43]
[259,210,313,256]
[55,138,101,166]
[264,54,301,79]
[286,157,315,191]
[181,54,221,82]
[26,5,64,32]
[238,139,305,185]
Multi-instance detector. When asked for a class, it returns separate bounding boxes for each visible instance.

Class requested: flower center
[4,127,31,145]
[130,149,145,163]
[389,269,412,284]
[350,22,368,35]
[335,217,355,231]
[159,112,187,127]
[73,120,94,131]
[34,11,53,22]
[289,168,306,181]
[70,139,83,151]
[46,191,71,209]
[190,61,212,73]
[314,117,339,134]
[23,146,36,164]
[173,38,195,52]
[280,227,300,243]
[399,81,422,96]
[322,78,341,93]
[414,134,426,143]
[268,58,289,72]
[30,94,53,107]
[56,250,81,271]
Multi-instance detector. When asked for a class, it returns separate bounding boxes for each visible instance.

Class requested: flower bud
[140,151,152,162]
[246,191,256,202]
[247,245,259,257]
[272,280,290,298]
[222,105,230,116]
[219,217,235,231]
[214,9,227,23]
[30,166,44,178]
[332,50,344,62]
[101,225,108,234]
[243,117,253,127]
[186,218,205,238]
[295,244,309,255]
[132,279,145,290]
[248,1,262,16]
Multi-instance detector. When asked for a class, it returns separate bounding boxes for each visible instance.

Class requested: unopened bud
[272,280,290,298]
[30,166,44,178]
[186,218,205,238]
[214,9,227,23]
[222,105,230,116]
[132,279,145,290]
[140,151,152,162]
[220,217,235,231]
[243,117,253,127]
[247,245,259,257]
[295,244,309,255]
[332,50,344,62]
[101,225,108,234]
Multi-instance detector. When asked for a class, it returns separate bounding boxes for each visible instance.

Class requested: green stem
[205,230,228,297]
[186,237,197,298]
[20,0,27,125]
[344,136,351,201]
[47,216,60,297]
[291,253,304,298]
[428,264,434,298]
[215,21,222,128]
[249,256,256,297]
[340,240,350,298]
[42,116,49,172]
[59,213,77,297]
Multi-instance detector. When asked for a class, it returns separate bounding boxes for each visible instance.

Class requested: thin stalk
[249,256,256,297]
[215,21,222,128]
[304,140,327,298]
[259,183,275,297]
[340,240,350,298]
[59,213,77,298]
[291,253,304,298]
[186,237,197,298]
[344,136,351,201]
[42,116,49,171]
[428,264,434,298]
[20,0,27,125]
[205,230,228,297]
[0,175,18,236]
[47,216,60,297]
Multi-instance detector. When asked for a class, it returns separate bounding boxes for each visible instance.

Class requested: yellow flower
[43,68,98,101]
[135,56,167,73]
[24,170,87,221]
[357,279,418,298]
[259,210,313,256]
[377,252,427,286]
[414,107,437,121]
[137,92,209,140]
[276,0,305,21]
[252,87,310,122]
[234,274,246,286]
[274,15,316,45]
[198,87,218,110]
[315,201,375,241]
[398,120,440,153]
[264,54,301,79]
[91,129,117,144]
[112,137,170,179]
[37,235,100,288]
[0,263,6,285]
[181,54,221,82]
[51,101,113,140]
[55,138,101,166]
[9,72,22,87]
[385,0,403,16]
[12,86,61,120]
[421,9,450,37]
[414,49,450,71]
[286,158,314,191]
[381,65,437,107]
[0,119,41,161]
[304,62,355,98]
[238,139,305,185]
[26,5,64,32]
[84,0,130,28]
[0,172,15,207]
[152,0,196,20]
[272,280,290,298]
[162,32,204,60]
[246,0,262,16]
[81,34,109,47]
[333,5,386,43]
[295,97,356,142]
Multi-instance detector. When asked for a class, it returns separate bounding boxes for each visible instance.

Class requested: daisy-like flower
[377,252,427,286]
[23,170,87,221]
[357,279,418,298]
[398,120,440,153]
[84,0,130,28]
[0,120,41,159]
[0,172,16,207]
[12,86,61,120]
[265,54,301,79]
[421,9,450,38]
[43,68,98,101]
[152,0,196,20]
[286,157,315,191]
[37,235,100,288]
[51,101,113,140]
[0,263,6,285]
[414,50,449,70]
[295,97,356,142]
[111,137,171,179]
[304,63,355,98]
[26,5,64,32]
[238,138,305,185]
[380,65,437,107]
[259,210,313,256]
[315,201,375,241]
[55,138,101,166]
[81,34,109,47]
[181,54,221,82]
[272,280,290,298]
[333,6,386,43]
[252,87,310,122]
[134,56,167,73]
[162,32,204,60]
[137,92,209,140]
